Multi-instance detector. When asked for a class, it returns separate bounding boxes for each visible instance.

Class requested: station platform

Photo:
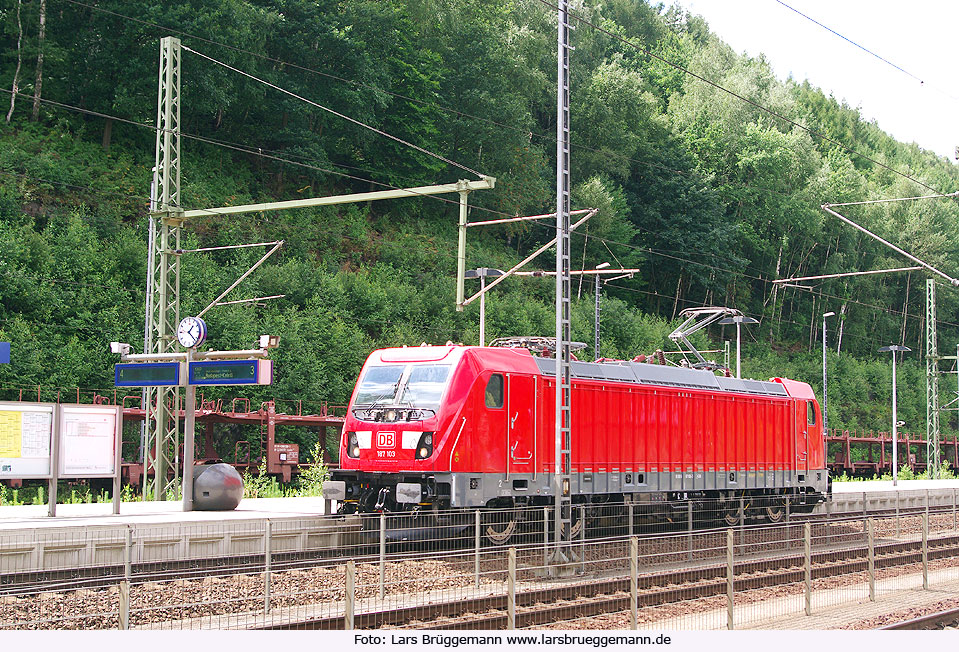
[831,478,959,493]
[0,497,349,579]
[0,496,332,530]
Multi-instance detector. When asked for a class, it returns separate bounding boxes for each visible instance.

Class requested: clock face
[177,316,207,349]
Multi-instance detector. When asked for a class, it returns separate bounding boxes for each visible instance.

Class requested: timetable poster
[0,403,54,478]
[59,406,119,477]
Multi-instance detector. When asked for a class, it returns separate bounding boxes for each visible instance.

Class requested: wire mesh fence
[2,489,959,630]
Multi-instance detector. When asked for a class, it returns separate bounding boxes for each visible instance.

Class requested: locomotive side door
[796,400,809,474]
[506,373,535,477]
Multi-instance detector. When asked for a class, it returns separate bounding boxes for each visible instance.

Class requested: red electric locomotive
[323,308,829,538]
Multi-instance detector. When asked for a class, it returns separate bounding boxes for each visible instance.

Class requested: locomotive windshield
[352,363,452,421]
[354,365,405,406]
[398,364,451,409]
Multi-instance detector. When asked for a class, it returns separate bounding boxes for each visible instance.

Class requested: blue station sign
[188,359,273,386]
[114,362,183,387]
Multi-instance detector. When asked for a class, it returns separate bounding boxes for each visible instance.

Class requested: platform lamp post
[465,268,504,347]
[879,345,911,487]
[718,315,759,378]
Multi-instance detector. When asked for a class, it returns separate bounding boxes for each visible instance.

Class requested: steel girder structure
[927,279,941,478]
[144,36,183,499]
[553,0,573,560]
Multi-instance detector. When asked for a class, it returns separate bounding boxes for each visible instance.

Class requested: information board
[0,402,54,478]
[58,405,120,477]
[115,361,183,387]
[189,359,273,385]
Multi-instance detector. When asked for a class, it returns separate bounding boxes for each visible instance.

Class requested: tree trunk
[102,118,113,151]
[6,0,23,124]
[900,271,912,344]
[671,274,683,321]
[31,0,46,121]
[836,301,847,355]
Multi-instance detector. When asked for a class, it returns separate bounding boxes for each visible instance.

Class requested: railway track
[880,606,959,630]
[261,532,959,630]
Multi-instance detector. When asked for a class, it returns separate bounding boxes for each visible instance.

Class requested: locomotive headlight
[386,409,397,422]
[346,431,360,458]
[414,431,434,459]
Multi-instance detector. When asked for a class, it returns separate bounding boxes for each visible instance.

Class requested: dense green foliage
[2,0,958,463]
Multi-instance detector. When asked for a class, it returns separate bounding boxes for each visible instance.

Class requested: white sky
[673,0,959,161]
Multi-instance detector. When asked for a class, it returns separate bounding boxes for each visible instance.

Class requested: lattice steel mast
[554,0,573,556]
[926,279,941,477]
[144,36,183,499]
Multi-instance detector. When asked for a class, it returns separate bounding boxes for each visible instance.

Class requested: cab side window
[485,374,504,409]
[807,401,817,426]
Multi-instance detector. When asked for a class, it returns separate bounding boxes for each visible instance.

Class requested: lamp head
[878,345,911,353]
[259,335,280,350]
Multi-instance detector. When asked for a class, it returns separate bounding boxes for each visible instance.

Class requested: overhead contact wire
[181,45,487,180]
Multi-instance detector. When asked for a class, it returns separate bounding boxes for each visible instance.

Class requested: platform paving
[0,496,332,531]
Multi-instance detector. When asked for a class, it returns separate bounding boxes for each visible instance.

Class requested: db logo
[377,432,395,448]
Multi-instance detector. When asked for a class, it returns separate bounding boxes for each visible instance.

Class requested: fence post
[507,547,516,630]
[726,528,734,630]
[264,520,272,615]
[867,518,875,602]
[579,505,586,575]
[738,496,745,546]
[896,492,900,538]
[543,506,549,567]
[630,536,638,630]
[863,491,867,517]
[628,501,634,535]
[119,527,132,630]
[687,500,693,562]
[379,511,386,599]
[345,560,355,630]
[954,488,957,533]
[922,512,929,590]
[474,510,481,588]
[785,495,790,523]
[804,522,812,616]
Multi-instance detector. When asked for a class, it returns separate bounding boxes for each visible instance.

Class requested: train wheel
[764,500,785,524]
[483,510,518,545]
[722,508,741,527]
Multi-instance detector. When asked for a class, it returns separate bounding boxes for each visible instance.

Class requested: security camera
[110,342,131,355]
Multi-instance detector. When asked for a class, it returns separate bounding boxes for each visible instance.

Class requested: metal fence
[2,490,958,630]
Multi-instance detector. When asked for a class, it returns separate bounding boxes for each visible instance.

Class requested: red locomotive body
[324,343,829,520]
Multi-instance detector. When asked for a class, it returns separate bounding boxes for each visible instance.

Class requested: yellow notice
[0,411,23,458]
